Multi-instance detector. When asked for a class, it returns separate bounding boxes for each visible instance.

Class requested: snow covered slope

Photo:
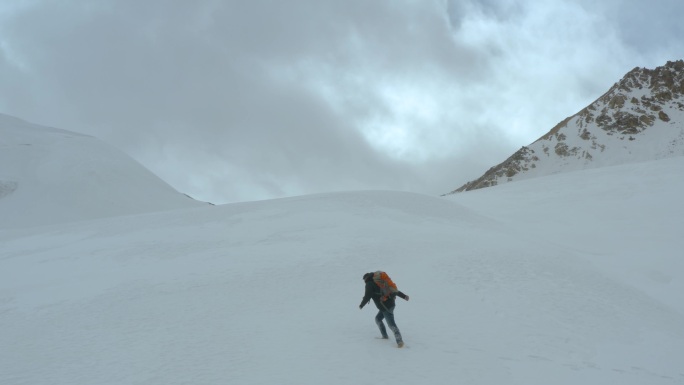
[0,113,205,228]
[1,157,683,385]
[449,60,684,193]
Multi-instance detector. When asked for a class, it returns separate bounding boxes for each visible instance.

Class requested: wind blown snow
[1,121,683,384]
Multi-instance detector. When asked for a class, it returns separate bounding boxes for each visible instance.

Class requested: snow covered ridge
[448,60,684,193]
[0,113,206,229]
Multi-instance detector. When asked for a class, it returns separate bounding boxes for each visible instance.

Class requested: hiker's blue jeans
[375,307,403,343]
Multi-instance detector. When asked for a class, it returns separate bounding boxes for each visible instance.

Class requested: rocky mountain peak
[447,60,684,194]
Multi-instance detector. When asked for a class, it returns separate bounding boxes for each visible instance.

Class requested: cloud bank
[1,0,682,203]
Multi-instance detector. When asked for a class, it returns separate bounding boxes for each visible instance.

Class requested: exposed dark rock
[659,110,671,122]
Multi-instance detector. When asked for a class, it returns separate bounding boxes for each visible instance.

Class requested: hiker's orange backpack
[373,271,398,301]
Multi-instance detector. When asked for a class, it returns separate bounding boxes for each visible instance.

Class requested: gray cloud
[1,0,682,203]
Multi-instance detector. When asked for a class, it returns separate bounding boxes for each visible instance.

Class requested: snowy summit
[0,113,204,229]
[448,60,684,193]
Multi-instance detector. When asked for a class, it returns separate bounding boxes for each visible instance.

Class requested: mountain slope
[0,113,205,228]
[1,158,683,385]
[448,60,684,193]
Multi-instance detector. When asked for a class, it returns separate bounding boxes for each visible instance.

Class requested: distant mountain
[0,114,206,229]
[447,60,684,194]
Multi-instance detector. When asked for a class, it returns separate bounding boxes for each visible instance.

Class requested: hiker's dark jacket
[360,279,407,311]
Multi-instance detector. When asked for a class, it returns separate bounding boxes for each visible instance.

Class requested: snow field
[2,159,684,384]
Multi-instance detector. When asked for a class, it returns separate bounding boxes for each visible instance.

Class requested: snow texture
[1,116,683,385]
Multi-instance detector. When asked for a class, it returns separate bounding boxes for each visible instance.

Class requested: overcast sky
[1,0,682,204]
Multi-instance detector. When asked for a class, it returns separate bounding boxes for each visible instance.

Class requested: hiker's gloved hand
[359,304,363,309]
[404,295,410,301]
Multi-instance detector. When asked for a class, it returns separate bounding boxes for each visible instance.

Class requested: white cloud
[0,0,682,203]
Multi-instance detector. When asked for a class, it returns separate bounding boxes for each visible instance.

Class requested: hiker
[359,271,410,348]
